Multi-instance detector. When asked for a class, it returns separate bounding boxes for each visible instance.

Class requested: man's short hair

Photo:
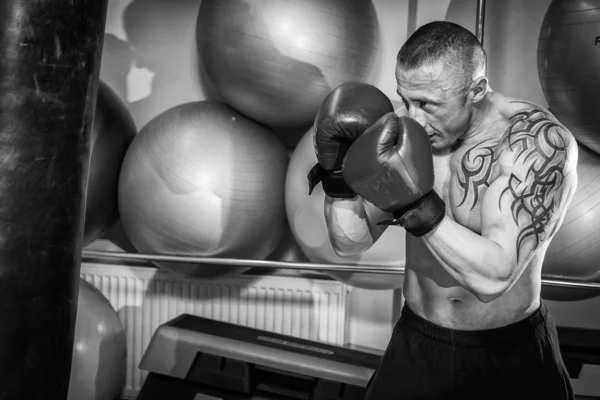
[397,21,487,90]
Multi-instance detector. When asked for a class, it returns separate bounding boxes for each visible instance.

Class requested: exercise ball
[285,129,405,290]
[84,81,136,246]
[118,101,289,278]
[196,0,380,128]
[542,145,600,301]
[266,222,310,264]
[538,0,600,154]
[252,223,312,278]
[68,279,126,400]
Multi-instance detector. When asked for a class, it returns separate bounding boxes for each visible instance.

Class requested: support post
[476,0,486,45]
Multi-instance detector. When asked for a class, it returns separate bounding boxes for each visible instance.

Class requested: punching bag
[0,1,109,399]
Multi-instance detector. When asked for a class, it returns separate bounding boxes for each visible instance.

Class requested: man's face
[395,61,472,150]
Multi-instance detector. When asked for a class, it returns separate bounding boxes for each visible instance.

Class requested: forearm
[422,216,513,301]
[324,195,375,256]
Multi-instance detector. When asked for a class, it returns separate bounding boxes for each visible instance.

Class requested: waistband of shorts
[400,301,549,347]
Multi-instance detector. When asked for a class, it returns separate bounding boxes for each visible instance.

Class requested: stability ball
[542,145,600,301]
[285,129,405,290]
[68,279,126,400]
[538,0,600,154]
[118,101,289,278]
[266,223,311,264]
[196,0,380,128]
[84,81,136,246]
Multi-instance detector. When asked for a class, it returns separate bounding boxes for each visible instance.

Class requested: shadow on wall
[100,33,134,105]
[101,0,216,131]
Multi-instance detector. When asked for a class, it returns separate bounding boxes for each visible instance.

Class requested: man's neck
[460,92,497,146]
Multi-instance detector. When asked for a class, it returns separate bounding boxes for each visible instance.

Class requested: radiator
[80,262,349,399]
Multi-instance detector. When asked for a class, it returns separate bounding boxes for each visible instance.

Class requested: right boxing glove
[342,113,445,237]
[307,82,394,198]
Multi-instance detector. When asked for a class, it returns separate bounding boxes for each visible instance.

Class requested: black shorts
[365,302,574,400]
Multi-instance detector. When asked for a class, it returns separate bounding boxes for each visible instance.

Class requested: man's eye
[419,101,428,108]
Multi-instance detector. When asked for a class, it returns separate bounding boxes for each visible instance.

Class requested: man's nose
[407,107,427,129]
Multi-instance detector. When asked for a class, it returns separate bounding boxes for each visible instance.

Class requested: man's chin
[429,138,445,149]
[430,138,454,154]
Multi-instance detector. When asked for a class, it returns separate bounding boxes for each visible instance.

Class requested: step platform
[557,326,600,379]
[136,314,382,400]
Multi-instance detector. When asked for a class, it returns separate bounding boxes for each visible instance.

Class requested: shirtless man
[307,21,577,399]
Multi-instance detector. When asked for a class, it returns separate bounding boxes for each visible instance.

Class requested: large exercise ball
[285,129,405,290]
[538,0,600,154]
[196,0,380,128]
[118,101,289,278]
[84,81,136,246]
[542,145,600,301]
[68,279,126,400]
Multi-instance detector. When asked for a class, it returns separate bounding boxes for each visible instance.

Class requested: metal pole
[476,0,486,45]
[0,1,108,398]
[82,250,600,292]
[83,250,406,274]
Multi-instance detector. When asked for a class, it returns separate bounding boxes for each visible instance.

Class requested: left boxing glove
[342,113,446,237]
[307,82,394,198]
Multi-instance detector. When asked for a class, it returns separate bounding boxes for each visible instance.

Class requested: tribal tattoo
[458,107,568,261]
[457,137,505,210]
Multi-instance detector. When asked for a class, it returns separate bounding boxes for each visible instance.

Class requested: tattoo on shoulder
[457,137,504,210]
[458,108,571,261]
[500,109,569,260]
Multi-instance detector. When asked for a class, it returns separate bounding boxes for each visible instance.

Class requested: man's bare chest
[433,137,505,233]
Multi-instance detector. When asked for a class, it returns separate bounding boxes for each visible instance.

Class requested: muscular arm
[422,110,577,302]
[324,196,391,257]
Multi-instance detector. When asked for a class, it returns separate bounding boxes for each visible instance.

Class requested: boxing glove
[342,113,446,237]
[307,82,394,198]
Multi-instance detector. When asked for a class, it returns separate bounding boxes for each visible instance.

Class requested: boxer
[311,21,577,399]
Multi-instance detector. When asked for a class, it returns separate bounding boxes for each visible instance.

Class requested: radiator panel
[80,262,348,398]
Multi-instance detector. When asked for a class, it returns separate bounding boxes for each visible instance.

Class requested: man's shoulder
[492,94,559,126]
[495,100,577,181]
[487,93,574,153]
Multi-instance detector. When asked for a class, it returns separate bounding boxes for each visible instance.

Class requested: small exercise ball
[68,279,126,400]
[538,0,600,154]
[542,145,600,301]
[84,81,136,246]
[285,129,405,290]
[196,0,380,128]
[118,101,289,278]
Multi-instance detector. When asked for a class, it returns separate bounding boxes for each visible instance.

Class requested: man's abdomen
[403,237,540,330]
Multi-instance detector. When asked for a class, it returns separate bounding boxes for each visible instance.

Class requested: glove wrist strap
[379,190,446,237]
[307,163,356,199]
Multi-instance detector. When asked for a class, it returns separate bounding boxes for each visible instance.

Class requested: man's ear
[469,76,488,103]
